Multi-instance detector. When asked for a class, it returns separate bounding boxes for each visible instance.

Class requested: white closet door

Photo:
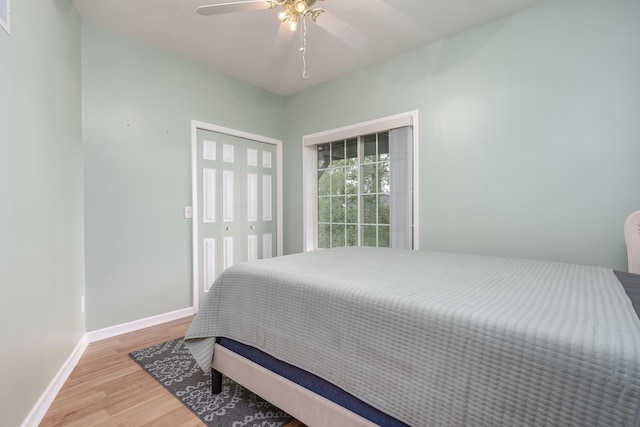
[197,129,278,295]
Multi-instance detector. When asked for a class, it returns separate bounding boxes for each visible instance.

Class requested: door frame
[190,119,283,311]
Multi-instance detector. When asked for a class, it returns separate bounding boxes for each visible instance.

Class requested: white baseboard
[21,307,195,427]
[86,307,195,343]
[21,334,89,427]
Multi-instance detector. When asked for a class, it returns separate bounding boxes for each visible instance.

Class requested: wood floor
[40,316,305,427]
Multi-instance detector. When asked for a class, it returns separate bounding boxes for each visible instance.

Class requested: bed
[185,247,640,426]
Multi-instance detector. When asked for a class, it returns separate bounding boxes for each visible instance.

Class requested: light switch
[184,206,193,219]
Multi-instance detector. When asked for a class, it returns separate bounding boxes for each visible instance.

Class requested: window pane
[345,138,358,166]
[332,224,346,247]
[346,225,358,246]
[378,226,390,247]
[318,224,331,248]
[330,168,345,195]
[318,170,330,196]
[378,132,389,161]
[363,134,377,163]
[378,194,390,224]
[317,144,330,169]
[345,166,358,194]
[379,162,390,194]
[362,164,376,194]
[331,196,345,223]
[318,196,330,223]
[346,196,358,223]
[331,141,345,167]
[362,195,377,224]
[362,225,377,246]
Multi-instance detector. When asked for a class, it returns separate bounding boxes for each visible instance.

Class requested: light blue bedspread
[185,247,640,426]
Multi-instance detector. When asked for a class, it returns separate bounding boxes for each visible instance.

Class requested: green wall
[81,21,285,330]
[0,1,84,426]
[283,0,640,271]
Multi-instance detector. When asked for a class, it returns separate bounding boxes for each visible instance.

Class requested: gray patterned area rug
[129,337,293,427]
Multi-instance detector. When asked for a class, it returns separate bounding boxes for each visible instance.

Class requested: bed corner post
[211,368,222,394]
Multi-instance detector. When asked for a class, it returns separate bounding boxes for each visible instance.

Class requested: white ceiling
[73,0,546,96]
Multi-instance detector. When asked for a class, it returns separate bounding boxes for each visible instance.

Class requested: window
[303,112,419,252]
[317,133,391,248]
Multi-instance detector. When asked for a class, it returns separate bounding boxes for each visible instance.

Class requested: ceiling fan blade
[315,11,368,50]
[197,1,270,16]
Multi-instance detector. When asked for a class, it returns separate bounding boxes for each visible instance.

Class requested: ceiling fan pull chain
[301,18,310,79]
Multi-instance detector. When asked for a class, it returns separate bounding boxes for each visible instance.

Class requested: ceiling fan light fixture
[294,0,307,13]
[269,0,324,29]
[310,8,323,22]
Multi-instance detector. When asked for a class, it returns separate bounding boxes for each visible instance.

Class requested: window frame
[302,111,420,252]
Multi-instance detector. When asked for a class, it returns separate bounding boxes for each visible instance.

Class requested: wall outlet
[81,296,85,315]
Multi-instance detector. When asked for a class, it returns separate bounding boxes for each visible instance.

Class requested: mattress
[185,247,640,426]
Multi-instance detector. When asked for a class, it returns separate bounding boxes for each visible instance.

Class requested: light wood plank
[40,316,303,427]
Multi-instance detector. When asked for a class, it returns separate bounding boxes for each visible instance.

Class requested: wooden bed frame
[211,343,378,427]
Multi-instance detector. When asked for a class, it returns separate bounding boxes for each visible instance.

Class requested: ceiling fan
[197,0,368,50]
